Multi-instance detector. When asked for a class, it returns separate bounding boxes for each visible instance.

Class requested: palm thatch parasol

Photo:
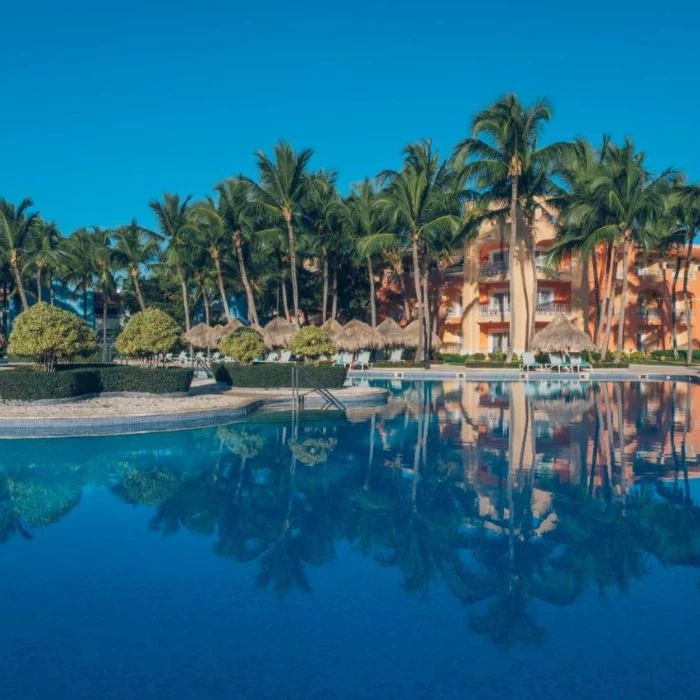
[320,318,343,343]
[375,318,406,348]
[213,318,245,342]
[530,314,594,353]
[262,317,297,349]
[402,320,443,350]
[335,319,381,351]
[185,323,219,349]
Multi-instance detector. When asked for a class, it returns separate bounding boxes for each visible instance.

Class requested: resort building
[379,212,700,354]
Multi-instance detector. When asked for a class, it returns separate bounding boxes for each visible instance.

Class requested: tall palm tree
[675,185,700,364]
[305,171,342,323]
[90,227,119,361]
[378,140,469,365]
[348,179,386,327]
[149,194,198,332]
[245,142,313,326]
[0,197,40,310]
[25,219,63,304]
[213,179,260,325]
[62,227,97,321]
[112,220,161,311]
[454,94,568,357]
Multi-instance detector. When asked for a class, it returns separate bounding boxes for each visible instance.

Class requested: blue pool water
[1,380,700,699]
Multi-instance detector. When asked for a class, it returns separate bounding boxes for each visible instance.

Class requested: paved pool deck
[0,382,389,438]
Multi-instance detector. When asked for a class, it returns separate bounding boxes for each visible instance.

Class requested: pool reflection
[1,379,700,650]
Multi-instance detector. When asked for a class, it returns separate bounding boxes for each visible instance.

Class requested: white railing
[638,307,661,321]
[479,261,509,277]
[445,306,463,319]
[479,304,511,318]
[444,264,464,275]
[536,303,571,315]
[635,267,663,279]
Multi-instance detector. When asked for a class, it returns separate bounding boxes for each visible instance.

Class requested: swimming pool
[1,379,699,699]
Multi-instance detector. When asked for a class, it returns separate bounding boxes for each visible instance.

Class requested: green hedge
[214,363,348,389]
[0,366,194,401]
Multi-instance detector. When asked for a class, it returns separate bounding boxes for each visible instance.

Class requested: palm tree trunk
[36,268,42,303]
[10,255,28,310]
[526,216,537,349]
[615,236,631,362]
[411,235,425,363]
[281,276,290,322]
[102,293,108,363]
[422,251,432,367]
[131,271,146,311]
[83,281,89,322]
[672,253,682,358]
[506,177,518,362]
[366,256,377,327]
[591,253,601,344]
[322,248,329,323]
[284,214,300,326]
[331,259,339,320]
[212,252,231,319]
[177,265,191,332]
[601,243,618,356]
[234,233,259,326]
[48,270,55,306]
[202,284,211,326]
[683,230,694,365]
[596,243,614,353]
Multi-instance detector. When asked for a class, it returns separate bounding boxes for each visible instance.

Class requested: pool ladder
[291,364,346,412]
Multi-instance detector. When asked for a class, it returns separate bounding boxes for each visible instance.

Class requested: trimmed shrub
[291,327,335,361]
[0,366,193,401]
[471,353,486,361]
[116,308,181,363]
[214,363,348,389]
[219,328,265,364]
[8,303,97,371]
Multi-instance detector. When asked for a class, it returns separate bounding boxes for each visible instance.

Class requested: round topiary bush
[290,326,334,362]
[219,328,265,364]
[8,303,97,371]
[115,308,181,365]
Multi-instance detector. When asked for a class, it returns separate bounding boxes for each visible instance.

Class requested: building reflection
[1,379,700,648]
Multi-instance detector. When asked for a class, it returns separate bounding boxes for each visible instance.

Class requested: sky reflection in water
[1,379,699,699]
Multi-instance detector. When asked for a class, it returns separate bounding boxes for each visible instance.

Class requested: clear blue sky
[2,0,699,233]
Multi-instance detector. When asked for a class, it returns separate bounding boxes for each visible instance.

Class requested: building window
[489,332,509,352]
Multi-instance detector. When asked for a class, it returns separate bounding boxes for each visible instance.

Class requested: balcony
[479,304,511,320]
[634,267,663,280]
[444,305,463,321]
[638,307,661,324]
[479,261,509,278]
[536,302,571,317]
[444,263,464,276]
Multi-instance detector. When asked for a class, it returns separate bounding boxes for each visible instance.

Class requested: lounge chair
[548,353,566,372]
[278,350,292,363]
[568,354,591,372]
[335,352,354,367]
[388,348,405,363]
[254,351,278,364]
[351,351,372,370]
[521,351,543,372]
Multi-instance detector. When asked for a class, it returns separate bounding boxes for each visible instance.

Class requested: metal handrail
[292,363,346,411]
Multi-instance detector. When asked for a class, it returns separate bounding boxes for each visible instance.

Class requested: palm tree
[378,140,468,365]
[675,185,700,364]
[0,197,40,310]
[62,227,97,320]
[112,220,161,311]
[149,194,198,332]
[213,179,260,325]
[305,171,342,323]
[455,94,567,357]
[90,227,119,361]
[245,142,313,326]
[25,219,63,304]
[347,179,386,327]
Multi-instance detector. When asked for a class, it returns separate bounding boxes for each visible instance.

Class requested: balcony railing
[536,303,571,315]
[479,304,511,319]
[638,307,661,322]
[444,306,463,320]
[479,261,509,277]
[635,267,663,280]
[444,263,464,275]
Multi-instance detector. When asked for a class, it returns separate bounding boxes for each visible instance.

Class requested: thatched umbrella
[185,323,219,349]
[530,314,594,353]
[213,318,244,342]
[402,320,442,350]
[376,318,406,348]
[335,319,381,351]
[321,318,343,343]
[262,317,297,349]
